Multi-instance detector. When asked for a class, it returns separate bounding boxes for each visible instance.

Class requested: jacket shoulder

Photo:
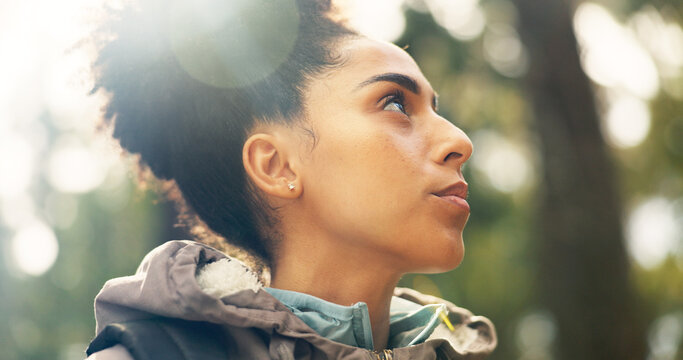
[86,317,230,360]
[87,345,134,360]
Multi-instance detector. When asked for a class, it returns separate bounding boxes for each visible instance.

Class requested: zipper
[372,349,393,360]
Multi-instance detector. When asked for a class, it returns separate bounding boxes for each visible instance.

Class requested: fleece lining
[195,258,262,298]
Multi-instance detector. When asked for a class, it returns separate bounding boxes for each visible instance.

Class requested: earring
[287,183,295,191]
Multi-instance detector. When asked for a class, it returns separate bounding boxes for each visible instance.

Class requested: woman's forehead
[309,38,433,97]
[328,37,432,93]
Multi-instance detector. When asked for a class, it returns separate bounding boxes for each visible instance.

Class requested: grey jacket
[87,240,496,359]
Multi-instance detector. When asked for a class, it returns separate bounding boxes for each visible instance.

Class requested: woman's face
[296,38,473,273]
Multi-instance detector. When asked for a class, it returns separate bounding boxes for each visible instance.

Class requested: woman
[86,0,496,358]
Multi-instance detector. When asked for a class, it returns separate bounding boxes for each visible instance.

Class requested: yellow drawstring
[437,306,455,332]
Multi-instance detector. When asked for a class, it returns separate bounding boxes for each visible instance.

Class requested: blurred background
[0,0,681,358]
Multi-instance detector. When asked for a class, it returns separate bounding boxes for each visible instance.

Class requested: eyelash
[381,90,408,115]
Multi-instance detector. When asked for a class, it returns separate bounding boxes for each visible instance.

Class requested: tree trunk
[511,0,647,358]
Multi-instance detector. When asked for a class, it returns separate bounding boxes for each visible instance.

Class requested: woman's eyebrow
[357,72,439,111]
[356,73,420,95]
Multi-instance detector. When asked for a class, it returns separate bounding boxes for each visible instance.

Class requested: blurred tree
[512,0,647,358]
[2,1,681,359]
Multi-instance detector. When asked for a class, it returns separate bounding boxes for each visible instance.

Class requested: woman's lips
[436,194,470,211]
[432,181,470,212]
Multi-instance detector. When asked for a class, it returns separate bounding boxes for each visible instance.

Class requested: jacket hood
[93,240,496,359]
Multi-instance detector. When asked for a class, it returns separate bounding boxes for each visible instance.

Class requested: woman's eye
[382,93,407,115]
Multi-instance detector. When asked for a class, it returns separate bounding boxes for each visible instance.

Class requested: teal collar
[265,288,447,350]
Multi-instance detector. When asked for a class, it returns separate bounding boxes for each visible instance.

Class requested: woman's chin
[410,239,465,274]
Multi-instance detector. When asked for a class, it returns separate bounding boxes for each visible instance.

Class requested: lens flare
[167,0,299,88]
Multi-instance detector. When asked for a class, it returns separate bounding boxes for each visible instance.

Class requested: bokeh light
[426,0,486,41]
[169,0,300,88]
[648,312,683,360]
[10,221,59,277]
[574,2,660,100]
[10,318,42,352]
[515,311,557,360]
[344,0,407,42]
[603,93,652,148]
[630,6,683,100]
[44,52,104,134]
[0,133,34,198]
[483,24,529,78]
[0,193,37,230]
[46,138,109,194]
[626,197,681,269]
[44,192,80,230]
[471,130,534,194]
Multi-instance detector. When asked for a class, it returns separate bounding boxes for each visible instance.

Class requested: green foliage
[1,1,681,359]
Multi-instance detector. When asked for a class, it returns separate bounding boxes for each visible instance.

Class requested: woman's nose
[430,116,473,169]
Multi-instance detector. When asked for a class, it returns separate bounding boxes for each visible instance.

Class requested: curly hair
[90,0,356,265]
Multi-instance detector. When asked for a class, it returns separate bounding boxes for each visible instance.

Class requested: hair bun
[92,0,354,263]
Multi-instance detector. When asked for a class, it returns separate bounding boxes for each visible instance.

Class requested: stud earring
[287,183,295,191]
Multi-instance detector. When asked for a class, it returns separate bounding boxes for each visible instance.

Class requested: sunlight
[0,133,34,199]
[44,191,79,230]
[483,24,529,78]
[343,0,406,42]
[46,138,109,194]
[0,11,44,131]
[426,0,486,41]
[574,2,660,99]
[10,220,59,276]
[168,0,299,88]
[44,51,104,134]
[626,197,681,269]
[631,6,683,69]
[603,93,651,148]
[471,131,533,194]
[0,193,37,230]
[0,0,113,203]
[515,311,556,360]
[648,312,683,360]
[631,6,683,99]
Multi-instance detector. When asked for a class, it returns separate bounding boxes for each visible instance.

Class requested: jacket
[86,240,497,359]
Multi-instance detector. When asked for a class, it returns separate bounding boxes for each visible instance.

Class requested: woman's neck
[270,237,403,350]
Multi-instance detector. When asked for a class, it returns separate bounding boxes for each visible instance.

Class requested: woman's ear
[242,131,301,199]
